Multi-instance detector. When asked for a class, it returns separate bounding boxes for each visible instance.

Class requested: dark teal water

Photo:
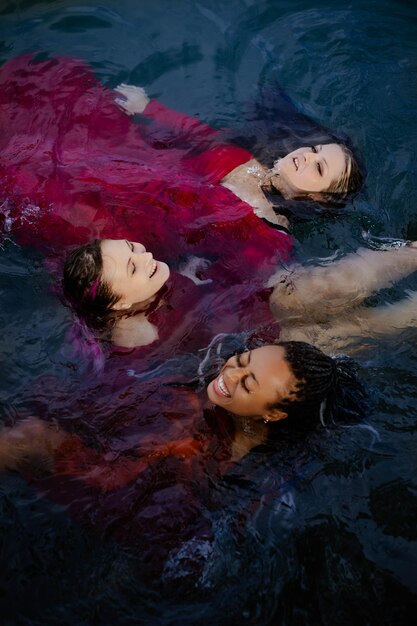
[1,1,417,624]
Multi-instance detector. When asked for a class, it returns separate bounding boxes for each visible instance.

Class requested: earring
[263,417,269,424]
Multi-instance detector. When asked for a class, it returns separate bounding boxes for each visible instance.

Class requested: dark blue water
[1,1,417,624]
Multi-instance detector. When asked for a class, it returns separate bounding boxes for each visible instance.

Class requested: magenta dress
[1,55,292,580]
[0,54,292,351]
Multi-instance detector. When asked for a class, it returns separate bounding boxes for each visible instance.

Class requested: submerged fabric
[0,54,292,354]
[0,55,293,580]
[28,331,267,584]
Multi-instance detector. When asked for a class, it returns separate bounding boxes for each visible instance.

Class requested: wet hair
[324,143,363,199]
[63,240,121,330]
[267,341,368,425]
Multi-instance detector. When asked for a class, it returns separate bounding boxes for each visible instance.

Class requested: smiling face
[207,345,300,420]
[100,239,170,310]
[267,143,349,199]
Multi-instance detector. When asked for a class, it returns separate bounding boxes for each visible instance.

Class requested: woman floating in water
[0,53,362,258]
[63,234,417,354]
[114,82,363,225]
[64,238,171,347]
[0,335,366,583]
[0,337,366,472]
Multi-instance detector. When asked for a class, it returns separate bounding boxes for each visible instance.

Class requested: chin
[159,261,170,283]
[207,382,226,409]
[207,381,216,404]
[151,262,170,293]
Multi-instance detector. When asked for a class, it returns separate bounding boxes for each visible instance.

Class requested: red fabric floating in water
[0,55,293,579]
[0,54,292,348]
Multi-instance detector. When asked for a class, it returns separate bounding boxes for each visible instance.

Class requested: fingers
[114,83,147,97]
[178,256,213,286]
[114,97,134,115]
[114,84,150,115]
[114,83,134,97]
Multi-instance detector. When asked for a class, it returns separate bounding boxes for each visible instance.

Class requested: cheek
[131,275,149,298]
[206,382,215,403]
[232,391,262,415]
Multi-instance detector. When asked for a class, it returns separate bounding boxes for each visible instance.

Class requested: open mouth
[293,157,299,171]
[213,373,231,398]
[149,260,158,278]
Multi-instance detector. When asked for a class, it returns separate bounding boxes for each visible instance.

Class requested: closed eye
[235,352,253,392]
[317,162,322,176]
[236,352,250,368]
[241,376,250,393]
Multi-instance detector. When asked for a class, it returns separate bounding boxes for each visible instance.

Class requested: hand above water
[178,256,212,286]
[114,83,150,115]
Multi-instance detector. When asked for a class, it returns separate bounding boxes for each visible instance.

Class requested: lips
[212,373,231,398]
[149,260,157,278]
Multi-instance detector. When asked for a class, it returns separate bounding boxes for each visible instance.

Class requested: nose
[135,250,153,264]
[227,364,246,383]
[303,150,317,165]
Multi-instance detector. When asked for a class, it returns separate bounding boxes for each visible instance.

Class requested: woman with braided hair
[205,340,367,460]
[0,335,368,475]
[0,333,367,581]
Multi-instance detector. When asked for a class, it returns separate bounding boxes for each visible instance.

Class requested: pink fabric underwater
[0,54,292,354]
[0,55,292,580]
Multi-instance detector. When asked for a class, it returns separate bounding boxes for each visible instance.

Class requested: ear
[264,407,288,422]
[112,301,132,311]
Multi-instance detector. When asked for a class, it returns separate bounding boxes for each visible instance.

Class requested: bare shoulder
[112,314,159,348]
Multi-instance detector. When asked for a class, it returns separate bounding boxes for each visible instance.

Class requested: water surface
[0,1,416,624]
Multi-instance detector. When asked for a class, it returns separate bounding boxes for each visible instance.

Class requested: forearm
[142,99,218,144]
[270,246,417,323]
[114,84,218,145]
[352,292,417,336]
[55,436,203,492]
[279,292,417,354]
[0,418,66,474]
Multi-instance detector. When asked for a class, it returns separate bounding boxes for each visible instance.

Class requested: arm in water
[269,244,417,325]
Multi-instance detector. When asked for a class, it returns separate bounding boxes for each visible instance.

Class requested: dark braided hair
[267,341,368,425]
[63,240,121,330]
